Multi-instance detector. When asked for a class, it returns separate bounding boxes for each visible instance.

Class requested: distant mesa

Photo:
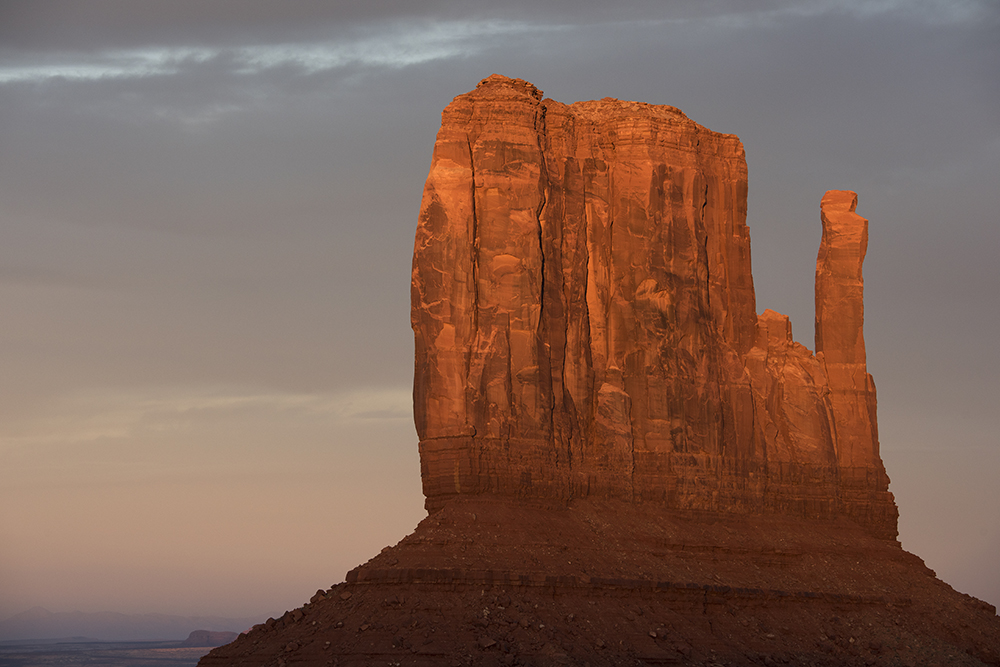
[200,75,1000,666]
[0,606,259,643]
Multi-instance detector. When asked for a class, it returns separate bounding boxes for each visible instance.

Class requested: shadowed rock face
[412,75,896,538]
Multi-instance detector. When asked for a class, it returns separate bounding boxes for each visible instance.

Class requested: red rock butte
[412,74,894,538]
[200,76,999,667]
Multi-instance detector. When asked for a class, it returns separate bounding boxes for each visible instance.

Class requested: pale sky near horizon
[1,0,998,622]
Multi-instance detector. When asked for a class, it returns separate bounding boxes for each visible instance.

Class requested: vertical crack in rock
[533,110,554,454]
[467,134,480,332]
[411,76,896,538]
[466,133,480,443]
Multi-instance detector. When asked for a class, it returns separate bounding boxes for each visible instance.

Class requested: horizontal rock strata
[412,75,895,537]
[345,567,915,608]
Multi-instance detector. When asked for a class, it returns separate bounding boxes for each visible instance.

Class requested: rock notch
[411,74,894,537]
[199,76,999,667]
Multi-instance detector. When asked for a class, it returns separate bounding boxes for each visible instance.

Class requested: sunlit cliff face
[409,76,894,538]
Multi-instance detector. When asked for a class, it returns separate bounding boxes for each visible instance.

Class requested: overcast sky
[1,0,998,622]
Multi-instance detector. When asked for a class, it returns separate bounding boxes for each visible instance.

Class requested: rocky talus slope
[200,76,999,666]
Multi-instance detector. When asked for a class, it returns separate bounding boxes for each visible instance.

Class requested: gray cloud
[3,0,993,53]
[0,20,570,85]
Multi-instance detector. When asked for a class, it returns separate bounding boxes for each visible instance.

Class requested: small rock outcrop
[411,74,895,537]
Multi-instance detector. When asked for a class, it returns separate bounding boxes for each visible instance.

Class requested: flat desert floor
[0,639,213,667]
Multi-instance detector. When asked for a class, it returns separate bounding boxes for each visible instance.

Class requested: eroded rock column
[815,190,876,469]
[815,190,895,534]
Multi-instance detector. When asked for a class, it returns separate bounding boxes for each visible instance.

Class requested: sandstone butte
[201,76,1000,666]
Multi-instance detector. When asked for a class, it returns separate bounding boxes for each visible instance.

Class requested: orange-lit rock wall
[411,75,896,538]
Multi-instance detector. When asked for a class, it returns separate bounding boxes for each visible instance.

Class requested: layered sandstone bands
[412,75,896,538]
